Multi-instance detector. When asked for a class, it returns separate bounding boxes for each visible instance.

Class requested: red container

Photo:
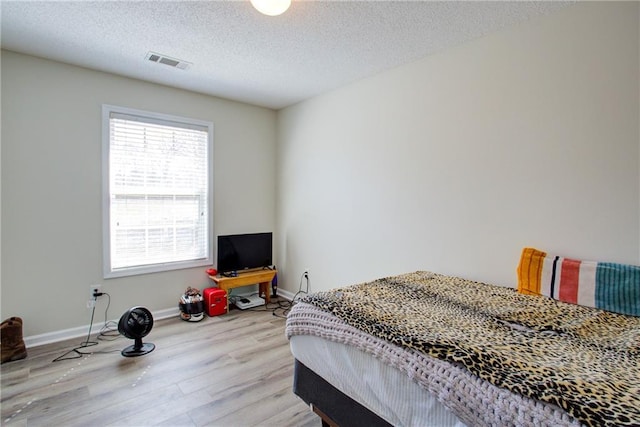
[203,288,227,316]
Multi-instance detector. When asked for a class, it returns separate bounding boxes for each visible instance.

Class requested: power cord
[52,292,120,362]
[262,296,294,318]
[52,296,99,362]
[97,293,119,341]
[238,272,310,318]
[269,271,310,318]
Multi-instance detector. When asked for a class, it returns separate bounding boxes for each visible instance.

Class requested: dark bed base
[293,359,392,427]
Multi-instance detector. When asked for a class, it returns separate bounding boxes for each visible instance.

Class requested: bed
[285,253,640,427]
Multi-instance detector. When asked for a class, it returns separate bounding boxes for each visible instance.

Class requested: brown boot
[1,320,27,363]
[1,317,22,327]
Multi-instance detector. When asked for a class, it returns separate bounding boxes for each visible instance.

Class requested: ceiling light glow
[250,0,291,16]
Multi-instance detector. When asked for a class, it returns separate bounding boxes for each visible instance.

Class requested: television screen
[216,232,272,274]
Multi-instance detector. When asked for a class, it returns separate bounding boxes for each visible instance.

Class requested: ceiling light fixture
[250,0,291,16]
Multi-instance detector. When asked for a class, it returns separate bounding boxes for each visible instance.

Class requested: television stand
[209,269,277,312]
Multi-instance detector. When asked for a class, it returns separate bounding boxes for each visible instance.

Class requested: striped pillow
[517,247,640,316]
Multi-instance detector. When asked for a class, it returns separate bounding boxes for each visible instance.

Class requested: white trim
[23,292,302,348]
[276,288,296,301]
[106,259,212,279]
[24,307,180,348]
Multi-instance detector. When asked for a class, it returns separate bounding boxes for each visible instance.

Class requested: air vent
[145,51,192,70]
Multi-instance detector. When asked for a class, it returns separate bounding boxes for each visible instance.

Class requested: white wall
[1,51,277,339]
[276,2,640,293]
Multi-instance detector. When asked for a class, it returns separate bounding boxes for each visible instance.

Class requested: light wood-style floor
[1,300,319,427]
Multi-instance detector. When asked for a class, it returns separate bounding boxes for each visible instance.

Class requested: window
[102,105,213,278]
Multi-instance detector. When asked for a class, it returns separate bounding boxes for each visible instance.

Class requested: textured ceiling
[1,1,573,109]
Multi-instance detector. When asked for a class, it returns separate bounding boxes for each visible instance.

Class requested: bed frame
[293,359,392,427]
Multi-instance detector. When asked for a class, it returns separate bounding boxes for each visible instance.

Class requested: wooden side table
[209,269,277,311]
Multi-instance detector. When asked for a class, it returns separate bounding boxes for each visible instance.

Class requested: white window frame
[102,104,214,278]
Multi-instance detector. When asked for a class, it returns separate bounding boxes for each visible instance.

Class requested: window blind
[105,108,211,276]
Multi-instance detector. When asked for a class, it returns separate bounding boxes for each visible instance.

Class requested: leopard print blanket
[300,271,640,427]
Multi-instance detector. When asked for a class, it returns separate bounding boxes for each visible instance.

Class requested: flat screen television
[216,232,273,275]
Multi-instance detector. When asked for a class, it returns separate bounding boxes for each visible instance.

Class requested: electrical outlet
[304,269,310,278]
[90,284,102,298]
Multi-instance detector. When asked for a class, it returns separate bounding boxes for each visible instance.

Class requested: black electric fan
[118,306,155,357]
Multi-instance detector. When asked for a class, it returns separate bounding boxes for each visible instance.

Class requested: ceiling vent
[145,51,192,70]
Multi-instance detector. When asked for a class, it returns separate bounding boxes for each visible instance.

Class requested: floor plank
[1,301,318,427]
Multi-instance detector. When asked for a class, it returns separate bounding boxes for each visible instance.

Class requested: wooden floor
[1,300,319,427]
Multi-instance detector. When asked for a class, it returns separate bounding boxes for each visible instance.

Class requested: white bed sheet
[290,334,467,427]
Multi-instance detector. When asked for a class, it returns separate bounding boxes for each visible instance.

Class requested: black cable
[270,296,296,318]
[245,295,291,318]
[53,297,100,362]
[83,296,99,346]
[97,293,119,341]
[52,293,121,362]
[269,271,309,318]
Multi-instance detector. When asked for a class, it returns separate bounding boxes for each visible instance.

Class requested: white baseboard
[275,288,296,301]
[24,307,180,348]
[24,292,300,348]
